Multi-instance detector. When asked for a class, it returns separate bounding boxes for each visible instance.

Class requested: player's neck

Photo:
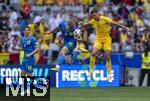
[25,35,30,38]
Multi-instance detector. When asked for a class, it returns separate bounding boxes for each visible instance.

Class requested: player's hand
[45,31,51,34]
[26,53,31,58]
[45,31,49,34]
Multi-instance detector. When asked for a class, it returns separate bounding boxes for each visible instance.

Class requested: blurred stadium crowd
[0,0,150,65]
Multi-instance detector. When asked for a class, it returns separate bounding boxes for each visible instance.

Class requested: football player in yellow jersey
[84,8,131,82]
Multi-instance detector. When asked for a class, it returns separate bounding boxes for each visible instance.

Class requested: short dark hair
[89,8,98,14]
[24,26,30,30]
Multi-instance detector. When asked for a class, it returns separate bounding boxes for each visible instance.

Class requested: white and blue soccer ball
[73,29,82,37]
[73,28,82,40]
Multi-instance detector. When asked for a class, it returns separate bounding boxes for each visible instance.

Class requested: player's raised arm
[101,15,131,32]
[111,21,131,32]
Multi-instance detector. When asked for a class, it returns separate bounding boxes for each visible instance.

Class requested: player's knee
[60,50,66,55]
[91,52,97,57]
[60,47,68,55]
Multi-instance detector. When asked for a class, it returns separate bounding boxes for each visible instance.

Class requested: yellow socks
[89,56,96,72]
[106,60,112,75]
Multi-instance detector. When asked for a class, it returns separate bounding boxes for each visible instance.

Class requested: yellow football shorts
[93,37,112,51]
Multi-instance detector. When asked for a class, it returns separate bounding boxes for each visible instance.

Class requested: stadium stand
[0,0,149,65]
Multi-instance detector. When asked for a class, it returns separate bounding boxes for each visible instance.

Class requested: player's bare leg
[88,48,98,77]
[105,50,112,82]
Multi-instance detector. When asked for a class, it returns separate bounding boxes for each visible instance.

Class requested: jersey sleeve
[31,36,39,48]
[88,19,94,25]
[102,16,112,24]
[59,21,65,30]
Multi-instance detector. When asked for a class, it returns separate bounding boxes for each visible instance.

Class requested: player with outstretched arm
[82,8,131,82]
[49,20,82,72]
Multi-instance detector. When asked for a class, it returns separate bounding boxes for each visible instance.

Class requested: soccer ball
[73,29,82,39]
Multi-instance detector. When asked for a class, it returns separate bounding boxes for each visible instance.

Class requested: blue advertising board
[56,64,120,88]
[111,53,141,68]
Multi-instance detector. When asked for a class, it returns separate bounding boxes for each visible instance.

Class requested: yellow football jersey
[20,0,25,11]
[39,23,45,36]
[96,0,104,3]
[35,0,44,5]
[89,16,112,39]
[28,24,35,35]
[45,0,53,4]
[28,23,45,36]
[79,0,92,5]
[19,51,24,64]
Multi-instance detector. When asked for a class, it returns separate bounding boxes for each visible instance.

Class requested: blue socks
[57,54,65,66]
[57,51,80,67]
[71,51,80,63]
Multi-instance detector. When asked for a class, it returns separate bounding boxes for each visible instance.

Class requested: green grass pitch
[50,87,150,101]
